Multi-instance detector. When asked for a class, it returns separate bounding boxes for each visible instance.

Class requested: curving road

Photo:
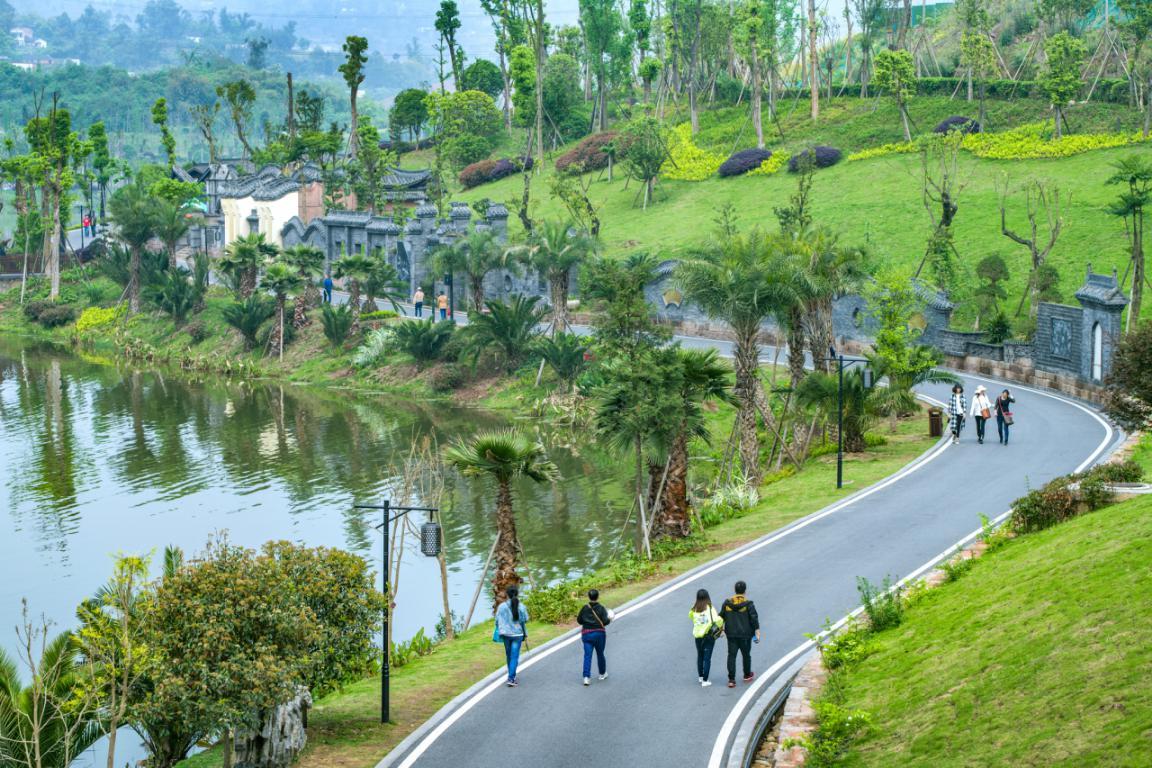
[375,347,1118,768]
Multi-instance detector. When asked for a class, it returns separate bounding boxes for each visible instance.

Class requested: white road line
[705,384,1116,768]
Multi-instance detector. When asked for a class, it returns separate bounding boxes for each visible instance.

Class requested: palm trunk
[349,281,362,334]
[787,306,806,387]
[167,239,178,270]
[652,431,691,538]
[129,246,142,313]
[550,270,569,332]
[292,294,309,329]
[491,480,521,607]
[471,279,485,314]
[241,267,257,299]
[733,331,761,483]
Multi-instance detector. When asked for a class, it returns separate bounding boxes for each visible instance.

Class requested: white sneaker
[598,673,608,681]
[698,676,703,683]
[583,677,590,686]
[701,680,712,688]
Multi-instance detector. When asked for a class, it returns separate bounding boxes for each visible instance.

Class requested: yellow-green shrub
[661,123,724,181]
[847,141,918,162]
[75,305,125,334]
[961,122,1152,160]
[747,151,789,175]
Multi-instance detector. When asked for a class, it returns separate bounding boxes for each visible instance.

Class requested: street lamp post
[822,346,875,490]
[352,500,442,724]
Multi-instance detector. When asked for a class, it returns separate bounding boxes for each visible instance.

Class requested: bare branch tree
[998,176,1064,320]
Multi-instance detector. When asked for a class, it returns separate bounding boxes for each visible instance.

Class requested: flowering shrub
[934,115,982,134]
[847,141,919,162]
[747,151,789,176]
[788,145,843,172]
[961,122,1152,160]
[555,132,619,174]
[76,305,126,333]
[661,123,724,181]
[718,148,773,177]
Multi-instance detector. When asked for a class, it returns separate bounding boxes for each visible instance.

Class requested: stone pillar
[449,201,472,234]
[486,202,509,243]
[246,209,260,236]
[1074,267,1128,383]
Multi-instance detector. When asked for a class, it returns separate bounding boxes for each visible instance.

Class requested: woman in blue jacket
[495,587,529,686]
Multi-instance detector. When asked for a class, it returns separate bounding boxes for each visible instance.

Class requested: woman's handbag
[1004,411,1014,426]
[709,609,725,639]
[981,406,991,419]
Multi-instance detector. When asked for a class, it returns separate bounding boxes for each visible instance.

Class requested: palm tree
[796,367,877,453]
[536,332,590,392]
[444,430,560,607]
[108,180,157,314]
[280,245,326,328]
[152,198,195,270]
[651,348,736,539]
[333,252,375,333]
[510,220,597,333]
[676,229,807,482]
[867,346,960,431]
[463,295,546,372]
[801,231,868,376]
[260,262,302,360]
[431,229,513,313]
[0,625,101,768]
[362,257,406,315]
[220,233,274,299]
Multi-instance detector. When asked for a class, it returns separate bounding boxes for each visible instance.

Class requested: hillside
[454,96,1152,326]
[832,493,1152,767]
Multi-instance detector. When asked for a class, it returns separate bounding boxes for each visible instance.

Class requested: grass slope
[455,97,1152,324]
[835,494,1152,767]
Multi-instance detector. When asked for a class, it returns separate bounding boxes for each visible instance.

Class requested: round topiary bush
[459,159,498,189]
[719,148,773,177]
[555,132,619,175]
[788,146,843,172]
[934,115,982,134]
[35,304,78,328]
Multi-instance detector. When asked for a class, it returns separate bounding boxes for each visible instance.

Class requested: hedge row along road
[377,360,1119,768]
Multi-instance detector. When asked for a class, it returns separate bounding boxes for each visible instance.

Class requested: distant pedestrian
[947,384,966,445]
[690,589,723,687]
[577,588,613,686]
[995,389,1016,445]
[322,274,334,304]
[969,385,994,445]
[437,291,449,320]
[720,581,761,688]
[495,586,529,687]
[413,287,425,318]
[82,214,92,237]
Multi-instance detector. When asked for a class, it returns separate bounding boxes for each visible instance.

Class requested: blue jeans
[695,636,716,681]
[414,302,422,317]
[502,636,523,681]
[582,631,606,677]
[997,415,1010,444]
[439,308,447,320]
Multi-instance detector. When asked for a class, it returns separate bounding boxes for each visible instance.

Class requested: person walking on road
[413,287,425,318]
[437,291,449,320]
[995,388,1016,445]
[721,581,761,688]
[969,385,994,445]
[577,589,613,686]
[947,384,967,445]
[690,589,724,687]
[495,587,529,687]
[322,274,334,304]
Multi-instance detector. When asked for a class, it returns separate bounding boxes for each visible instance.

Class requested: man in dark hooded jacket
[720,580,761,687]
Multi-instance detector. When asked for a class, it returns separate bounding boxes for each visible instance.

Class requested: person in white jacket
[969,384,994,445]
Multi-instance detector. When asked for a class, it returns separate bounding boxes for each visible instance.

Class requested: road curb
[722,652,812,768]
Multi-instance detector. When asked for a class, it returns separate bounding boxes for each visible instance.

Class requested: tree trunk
[733,332,762,483]
[491,480,521,607]
[167,238,178,270]
[979,81,987,130]
[787,306,807,387]
[499,47,513,132]
[751,45,764,149]
[270,297,285,359]
[900,102,912,142]
[241,267,257,299]
[349,281,362,334]
[809,0,819,121]
[471,278,485,314]
[1144,74,1151,138]
[45,184,61,301]
[129,246,142,314]
[292,293,309,329]
[533,0,546,169]
[348,89,360,158]
[652,431,691,538]
[1132,214,1145,329]
[1054,106,1063,140]
[550,269,570,332]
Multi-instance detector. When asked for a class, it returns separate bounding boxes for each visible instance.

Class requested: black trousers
[974,416,987,441]
[726,636,753,681]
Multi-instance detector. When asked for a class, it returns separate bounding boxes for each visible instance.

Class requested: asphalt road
[379,366,1117,768]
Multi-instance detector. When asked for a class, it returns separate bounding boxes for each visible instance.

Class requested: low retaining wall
[943,354,1108,405]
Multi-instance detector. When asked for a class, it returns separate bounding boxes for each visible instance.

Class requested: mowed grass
[178,411,939,768]
[834,493,1152,768]
[456,100,1152,325]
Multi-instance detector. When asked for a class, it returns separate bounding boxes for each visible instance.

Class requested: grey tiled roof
[1075,271,1128,307]
[485,203,509,218]
[252,177,300,201]
[367,219,402,234]
[912,280,954,311]
[415,203,438,217]
[322,210,374,225]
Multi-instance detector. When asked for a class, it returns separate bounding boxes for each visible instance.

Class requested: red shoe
[727,680,736,688]
[743,673,755,683]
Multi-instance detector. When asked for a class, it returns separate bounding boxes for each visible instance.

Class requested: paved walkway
[379,361,1117,768]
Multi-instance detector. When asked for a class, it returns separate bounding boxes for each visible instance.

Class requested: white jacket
[970,393,994,417]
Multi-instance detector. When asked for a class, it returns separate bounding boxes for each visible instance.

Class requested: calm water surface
[0,337,631,765]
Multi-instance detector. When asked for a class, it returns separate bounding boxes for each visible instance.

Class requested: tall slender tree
[109,179,156,314]
[435,1,464,91]
[510,219,597,332]
[339,36,368,158]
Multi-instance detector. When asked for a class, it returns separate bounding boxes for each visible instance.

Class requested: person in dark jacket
[576,589,613,686]
[720,581,761,687]
[995,389,1015,445]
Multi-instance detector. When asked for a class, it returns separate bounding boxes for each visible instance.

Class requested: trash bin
[928,407,944,438]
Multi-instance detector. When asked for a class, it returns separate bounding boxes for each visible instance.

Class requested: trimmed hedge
[458,156,533,189]
[555,132,619,175]
[934,115,982,134]
[788,145,843,172]
[719,148,773,177]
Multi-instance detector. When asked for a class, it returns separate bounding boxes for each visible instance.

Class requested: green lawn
[179,411,939,768]
[455,98,1152,327]
[833,493,1152,767]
